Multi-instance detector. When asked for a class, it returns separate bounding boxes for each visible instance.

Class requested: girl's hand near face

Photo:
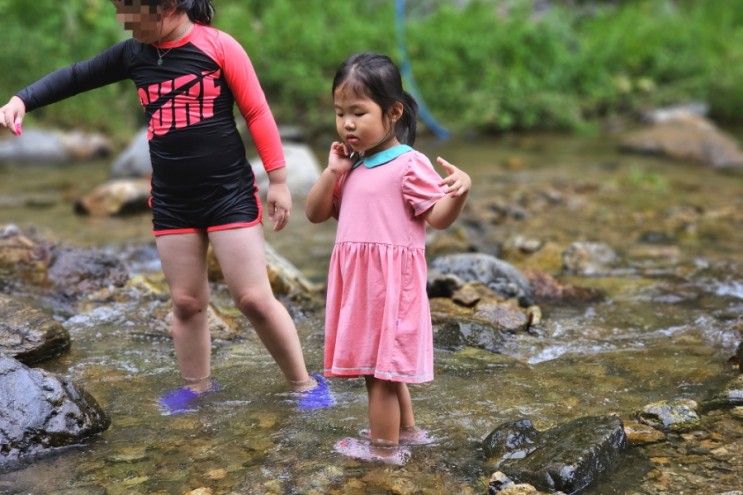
[0,96,26,136]
[327,141,354,176]
[436,157,471,197]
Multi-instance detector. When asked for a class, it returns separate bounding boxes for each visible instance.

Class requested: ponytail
[397,90,418,146]
[178,0,214,24]
[160,0,215,25]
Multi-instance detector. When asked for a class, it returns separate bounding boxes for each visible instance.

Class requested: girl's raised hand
[327,141,354,175]
[0,96,26,136]
[436,157,471,197]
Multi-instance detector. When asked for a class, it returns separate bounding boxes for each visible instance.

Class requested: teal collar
[353,144,413,169]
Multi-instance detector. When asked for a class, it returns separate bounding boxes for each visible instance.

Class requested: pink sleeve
[219,32,285,172]
[402,153,447,217]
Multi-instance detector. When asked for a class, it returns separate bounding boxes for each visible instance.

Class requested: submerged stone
[0,295,71,364]
[433,318,508,353]
[483,419,540,462]
[638,399,700,432]
[484,416,626,494]
[623,419,667,445]
[700,375,743,412]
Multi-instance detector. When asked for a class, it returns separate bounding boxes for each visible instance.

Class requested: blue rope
[395,0,450,140]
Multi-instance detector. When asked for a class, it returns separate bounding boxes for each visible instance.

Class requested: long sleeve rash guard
[16,24,286,195]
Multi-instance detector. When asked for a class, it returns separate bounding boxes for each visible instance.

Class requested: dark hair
[157,0,215,25]
[332,52,418,146]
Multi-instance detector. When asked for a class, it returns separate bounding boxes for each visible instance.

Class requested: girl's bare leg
[396,382,415,429]
[365,376,401,445]
[208,226,312,390]
[156,232,211,391]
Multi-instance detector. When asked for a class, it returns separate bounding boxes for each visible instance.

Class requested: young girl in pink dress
[306,52,471,464]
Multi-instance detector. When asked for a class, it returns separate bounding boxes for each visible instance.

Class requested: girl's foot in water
[295,373,336,411]
[158,379,221,415]
[333,437,411,466]
[359,426,437,445]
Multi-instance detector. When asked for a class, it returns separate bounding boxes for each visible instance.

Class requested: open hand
[0,96,25,136]
[436,156,471,197]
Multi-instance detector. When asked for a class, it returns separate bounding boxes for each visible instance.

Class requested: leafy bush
[0,0,740,137]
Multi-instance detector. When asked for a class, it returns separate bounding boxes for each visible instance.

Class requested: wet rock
[0,224,52,288]
[430,253,533,306]
[623,419,666,445]
[619,114,743,168]
[524,269,604,305]
[0,295,70,364]
[452,284,482,307]
[638,399,700,432]
[488,471,516,493]
[488,471,556,495]
[475,300,529,333]
[433,318,507,353]
[0,129,110,164]
[700,375,743,412]
[562,242,619,276]
[483,419,540,462]
[0,356,110,472]
[484,415,626,494]
[74,178,150,216]
[47,246,129,300]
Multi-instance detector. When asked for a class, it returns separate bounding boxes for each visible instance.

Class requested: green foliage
[0,0,740,136]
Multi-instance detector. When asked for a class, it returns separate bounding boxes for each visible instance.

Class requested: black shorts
[150,180,263,236]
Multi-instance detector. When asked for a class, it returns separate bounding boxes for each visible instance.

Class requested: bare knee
[171,293,208,320]
[235,290,274,320]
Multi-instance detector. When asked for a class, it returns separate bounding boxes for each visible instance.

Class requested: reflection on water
[0,133,741,494]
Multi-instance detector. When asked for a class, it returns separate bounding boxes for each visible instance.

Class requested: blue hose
[395,0,450,140]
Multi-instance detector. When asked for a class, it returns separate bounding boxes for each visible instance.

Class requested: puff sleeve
[401,154,447,217]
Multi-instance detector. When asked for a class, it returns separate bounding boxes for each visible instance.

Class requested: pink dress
[324,145,446,383]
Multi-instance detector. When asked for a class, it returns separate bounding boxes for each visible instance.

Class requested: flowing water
[0,132,741,494]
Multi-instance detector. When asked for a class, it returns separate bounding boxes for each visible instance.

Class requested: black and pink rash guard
[16,23,285,235]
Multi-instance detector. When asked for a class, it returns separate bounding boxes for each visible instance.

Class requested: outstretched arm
[1,41,130,135]
[305,142,353,223]
[425,157,471,229]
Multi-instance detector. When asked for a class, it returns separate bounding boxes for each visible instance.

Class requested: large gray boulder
[0,356,110,472]
[484,416,627,494]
